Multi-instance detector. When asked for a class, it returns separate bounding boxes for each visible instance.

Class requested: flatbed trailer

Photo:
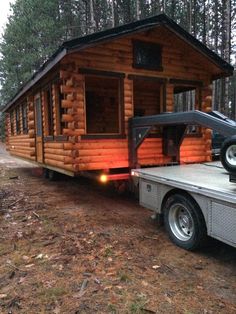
[132,162,236,250]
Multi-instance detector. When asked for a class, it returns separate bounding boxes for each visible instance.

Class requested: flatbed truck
[132,161,236,250]
[129,111,236,250]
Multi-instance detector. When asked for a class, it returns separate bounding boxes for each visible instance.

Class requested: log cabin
[3,14,234,182]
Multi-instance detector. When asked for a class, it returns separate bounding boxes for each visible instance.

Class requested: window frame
[81,70,125,139]
[15,105,21,135]
[43,85,54,137]
[21,102,28,134]
[53,82,66,137]
[10,110,15,135]
[172,82,202,137]
[133,40,163,71]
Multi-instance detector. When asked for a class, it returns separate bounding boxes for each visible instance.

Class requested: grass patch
[39,286,67,303]
[119,271,131,283]
[128,295,148,314]
[104,245,113,257]
[108,303,118,313]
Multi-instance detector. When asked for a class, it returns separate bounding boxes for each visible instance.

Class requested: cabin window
[16,106,21,134]
[10,111,14,135]
[44,86,54,136]
[35,96,42,136]
[133,40,163,71]
[54,83,65,136]
[22,103,28,134]
[85,75,121,135]
[174,86,200,135]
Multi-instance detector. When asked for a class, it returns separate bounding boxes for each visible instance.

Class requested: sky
[0,0,14,37]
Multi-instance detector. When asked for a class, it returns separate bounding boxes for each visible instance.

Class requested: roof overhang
[3,14,234,112]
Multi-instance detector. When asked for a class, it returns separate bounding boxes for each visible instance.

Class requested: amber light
[100,174,108,183]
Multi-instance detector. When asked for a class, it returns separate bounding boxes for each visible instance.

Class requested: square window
[133,40,163,71]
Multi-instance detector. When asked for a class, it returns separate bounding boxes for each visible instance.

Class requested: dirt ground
[0,143,236,314]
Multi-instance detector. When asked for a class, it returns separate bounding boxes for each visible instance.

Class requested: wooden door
[34,95,43,163]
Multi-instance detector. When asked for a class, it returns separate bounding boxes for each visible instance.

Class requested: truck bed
[133,162,236,204]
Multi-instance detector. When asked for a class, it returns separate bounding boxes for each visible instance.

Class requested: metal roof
[3,13,234,112]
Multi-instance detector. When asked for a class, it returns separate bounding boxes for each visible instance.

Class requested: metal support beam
[128,110,236,170]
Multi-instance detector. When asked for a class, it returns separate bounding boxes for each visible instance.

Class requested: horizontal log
[28,111,34,120]
[76,141,127,150]
[29,130,35,138]
[44,142,64,149]
[10,151,36,160]
[78,160,128,171]
[78,148,128,157]
[9,137,35,143]
[139,157,171,165]
[180,151,211,157]
[181,156,208,163]
[76,154,128,163]
[10,148,35,157]
[44,153,65,162]
[8,134,30,140]
[44,148,72,156]
[8,141,35,148]
[28,120,35,129]
[62,114,73,122]
[44,158,74,171]
[64,156,74,164]
[63,129,85,136]
[63,143,74,150]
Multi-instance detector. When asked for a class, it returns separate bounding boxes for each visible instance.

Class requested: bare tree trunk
[206,0,210,46]
[136,0,141,20]
[111,0,115,27]
[90,0,96,33]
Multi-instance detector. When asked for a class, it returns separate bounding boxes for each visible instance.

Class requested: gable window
[22,103,28,134]
[44,86,54,136]
[16,106,21,134]
[133,40,163,71]
[84,75,123,136]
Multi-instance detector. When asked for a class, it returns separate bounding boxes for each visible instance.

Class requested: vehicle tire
[43,168,49,179]
[48,169,58,181]
[220,135,236,173]
[163,193,207,251]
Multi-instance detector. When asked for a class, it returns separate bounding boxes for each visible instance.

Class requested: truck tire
[43,168,49,179]
[163,193,207,250]
[220,135,236,173]
[48,169,59,181]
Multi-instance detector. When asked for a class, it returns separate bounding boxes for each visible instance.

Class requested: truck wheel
[48,169,58,181]
[220,135,236,173]
[43,168,49,179]
[163,193,207,250]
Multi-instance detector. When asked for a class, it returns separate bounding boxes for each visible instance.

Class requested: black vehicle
[212,131,226,158]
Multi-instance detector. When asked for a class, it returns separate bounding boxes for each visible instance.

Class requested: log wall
[7,97,36,161]
[59,27,213,171]
[6,25,217,173]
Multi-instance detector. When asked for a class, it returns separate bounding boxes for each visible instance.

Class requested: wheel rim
[168,203,194,242]
[225,145,236,166]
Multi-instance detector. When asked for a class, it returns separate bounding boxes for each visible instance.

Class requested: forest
[0,0,236,131]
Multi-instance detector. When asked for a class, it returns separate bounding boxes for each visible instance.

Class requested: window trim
[132,40,163,71]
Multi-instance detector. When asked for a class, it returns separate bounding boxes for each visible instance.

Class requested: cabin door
[34,95,44,163]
